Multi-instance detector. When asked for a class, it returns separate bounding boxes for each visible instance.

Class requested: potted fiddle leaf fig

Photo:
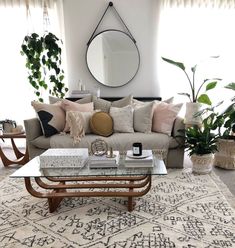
[182,112,219,174]
[162,57,221,125]
[21,32,68,102]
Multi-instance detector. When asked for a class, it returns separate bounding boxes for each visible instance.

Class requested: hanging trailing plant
[21,32,68,102]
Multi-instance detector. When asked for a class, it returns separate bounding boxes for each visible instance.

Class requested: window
[0,0,63,125]
[157,1,235,110]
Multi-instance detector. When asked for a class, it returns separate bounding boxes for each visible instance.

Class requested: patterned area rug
[0,169,235,248]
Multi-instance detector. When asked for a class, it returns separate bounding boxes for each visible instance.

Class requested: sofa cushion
[31,136,51,149]
[93,95,133,112]
[31,101,65,137]
[90,112,113,137]
[110,105,134,133]
[49,95,92,104]
[61,100,94,132]
[134,102,155,133]
[49,132,170,151]
[152,102,183,135]
[62,110,98,144]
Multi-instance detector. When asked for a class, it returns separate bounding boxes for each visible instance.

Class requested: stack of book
[69,90,91,98]
[125,150,153,168]
[89,151,119,168]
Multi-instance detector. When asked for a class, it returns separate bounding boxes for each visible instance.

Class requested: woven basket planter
[214,139,235,170]
[191,153,213,174]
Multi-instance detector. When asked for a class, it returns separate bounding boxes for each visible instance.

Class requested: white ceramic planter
[214,139,235,169]
[184,102,202,126]
[191,153,213,174]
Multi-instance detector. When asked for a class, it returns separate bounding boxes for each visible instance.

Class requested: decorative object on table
[89,150,119,168]
[162,56,221,125]
[0,119,16,133]
[180,112,219,174]
[90,139,108,156]
[106,147,116,158]
[21,32,68,102]
[125,150,153,168]
[39,148,89,168]
[132,142,142,156]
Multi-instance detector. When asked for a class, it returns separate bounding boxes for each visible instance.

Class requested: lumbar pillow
[90,112,113,137]
[109,105,134,133]
[49,95,92,104]
[61,99,94,132]
[133,102,155,133]
[31,101,65,137]
[152,102,183,135]
[93,95,133,112]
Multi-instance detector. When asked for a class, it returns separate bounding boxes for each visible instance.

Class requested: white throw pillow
[133,102,155,133]
[109,105,134,133]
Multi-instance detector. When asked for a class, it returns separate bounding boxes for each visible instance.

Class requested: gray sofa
[24,116,185,168]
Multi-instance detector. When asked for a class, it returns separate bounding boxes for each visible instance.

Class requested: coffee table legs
[24,175,152,213]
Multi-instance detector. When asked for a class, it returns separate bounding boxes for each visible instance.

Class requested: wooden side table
[0,133,29,167]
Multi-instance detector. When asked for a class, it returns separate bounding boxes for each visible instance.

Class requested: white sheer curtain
[0,0,63,126]
[157,0,235,113]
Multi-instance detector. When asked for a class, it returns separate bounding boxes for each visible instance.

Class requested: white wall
[63,0,161,97]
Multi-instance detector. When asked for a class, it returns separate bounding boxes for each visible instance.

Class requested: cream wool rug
[0,169,235,248]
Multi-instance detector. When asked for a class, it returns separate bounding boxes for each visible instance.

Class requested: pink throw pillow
[152,102,183,135]
[61,99,94,132]
[61,99,94,112]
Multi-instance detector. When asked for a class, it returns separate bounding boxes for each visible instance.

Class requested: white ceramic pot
[184,102,202,126]
[191,153,213,174]
[214,139,235,169]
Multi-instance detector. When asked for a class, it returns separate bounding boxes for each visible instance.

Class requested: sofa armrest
[24,118,43,141]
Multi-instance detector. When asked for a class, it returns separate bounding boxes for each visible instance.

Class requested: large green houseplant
[21,32,68,102]
[162,57,221,125]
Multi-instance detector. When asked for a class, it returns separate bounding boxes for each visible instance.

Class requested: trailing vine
[21,32,68,102]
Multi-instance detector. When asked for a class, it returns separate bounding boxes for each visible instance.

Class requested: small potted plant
[162,57,221,125]
[182,112,219,174]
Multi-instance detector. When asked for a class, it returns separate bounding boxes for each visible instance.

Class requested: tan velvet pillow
[152,102,183,135]
[90,112,113,137]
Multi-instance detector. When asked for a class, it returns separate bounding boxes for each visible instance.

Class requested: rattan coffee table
[10,154,167,213]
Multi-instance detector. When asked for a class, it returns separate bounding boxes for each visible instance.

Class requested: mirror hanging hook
[87,1,136,46]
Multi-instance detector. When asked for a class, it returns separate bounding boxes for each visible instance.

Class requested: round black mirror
[86,30,140,87]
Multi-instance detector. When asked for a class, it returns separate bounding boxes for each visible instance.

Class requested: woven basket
[191,153,213,174]
[214,139,235,170]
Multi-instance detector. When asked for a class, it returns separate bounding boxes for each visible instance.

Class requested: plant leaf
[225,82,235,91]
[206,81,217,91]
[162,57,185,71]
[197,94,212,105]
